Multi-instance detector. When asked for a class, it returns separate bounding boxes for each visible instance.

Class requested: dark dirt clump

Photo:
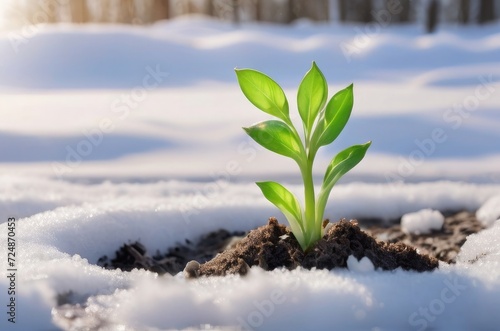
[97,229,245,275]
[367,211,483,263]
[189,218,438,278]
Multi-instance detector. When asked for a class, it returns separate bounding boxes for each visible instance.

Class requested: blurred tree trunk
[97,0,111,22]
[117,0,135,23]
[458,0,470,24]
[340,0,371,23]
[302,0,329,22]
[323,0,330,22]
[397,0,411,22]
[338,0,347,22]
[287,0,299,23]
[478,0,495,24]
[23,1,36,25]
[187,0,197,14]
[40,0,59,23]
[358,0,372,23]
[206,0,214,16]
[426,0,439,33]
[70,0,89,23]
[232,0,240,24]
[152,0,170,21]
[172,0,188,17]
[255,0,262,21]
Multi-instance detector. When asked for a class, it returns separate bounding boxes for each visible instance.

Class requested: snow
[476,195,500,227]
[1,19,500,183]
[347,255,376,273]
[457,220,500,278]
[401,209,445,235]
[0,16,500,330]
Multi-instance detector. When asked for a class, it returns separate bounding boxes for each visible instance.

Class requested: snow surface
[401,209,445,235]
[0,16,500,330]
[476,194,500,227]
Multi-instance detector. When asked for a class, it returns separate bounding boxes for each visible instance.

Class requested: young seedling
[235,62,371,251]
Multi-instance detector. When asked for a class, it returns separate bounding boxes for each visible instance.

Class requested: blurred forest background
[0,0,498,30]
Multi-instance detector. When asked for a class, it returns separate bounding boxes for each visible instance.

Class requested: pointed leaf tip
[311,83,354,150]
[235,69,290,123]
[297,62,328,134]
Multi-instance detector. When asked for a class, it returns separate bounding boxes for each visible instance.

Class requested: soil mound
[98,211,481,277]
[188,218,438,278]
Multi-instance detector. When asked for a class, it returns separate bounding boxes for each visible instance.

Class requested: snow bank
[48,260,500,331]
[1,18,500,183]
[401,209,445,235]
[2,17,500,89]
[0,178,499,330]
[1,176,499,226]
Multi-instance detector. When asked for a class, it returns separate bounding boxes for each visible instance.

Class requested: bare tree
[478,0,495,24]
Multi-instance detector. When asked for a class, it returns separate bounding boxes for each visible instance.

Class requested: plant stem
[291,118,318,251]
[301,159,316,250]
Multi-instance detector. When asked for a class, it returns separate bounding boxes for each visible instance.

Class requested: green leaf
[323,141,371,186]
[235,68,290,123]
[297,62,327,133]
[243,120,303,163]
[316,142,371,221]
[256,181,306,249]
[311,84,354,150]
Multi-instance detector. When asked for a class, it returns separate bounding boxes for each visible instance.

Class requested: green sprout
[235,62,371,251]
